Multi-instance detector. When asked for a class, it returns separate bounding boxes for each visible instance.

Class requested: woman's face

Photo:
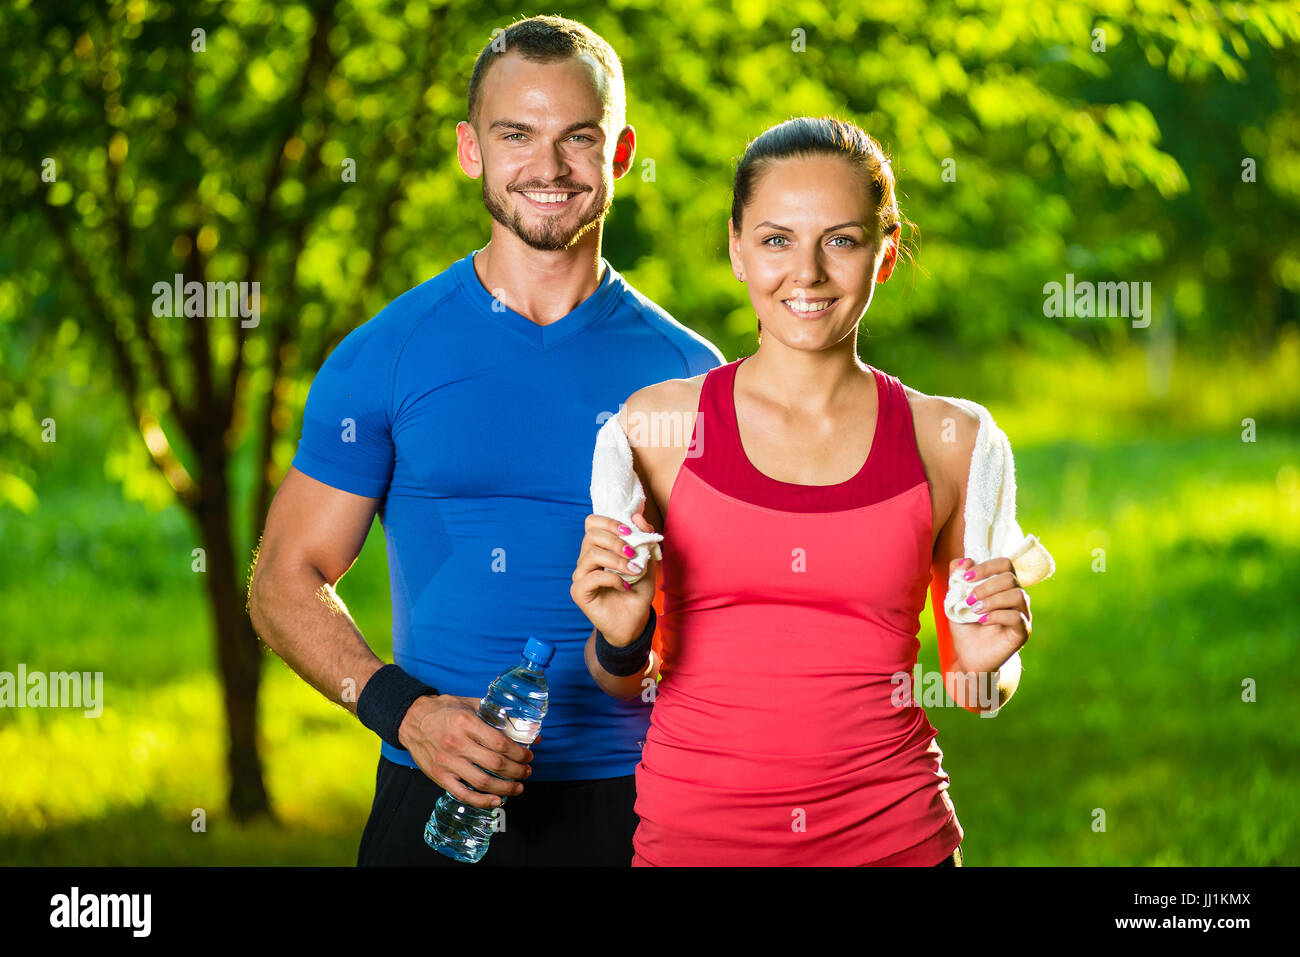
[728,154,901,351]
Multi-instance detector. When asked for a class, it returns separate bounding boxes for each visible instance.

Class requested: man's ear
[456,120,483,179]
[612,125,636,180]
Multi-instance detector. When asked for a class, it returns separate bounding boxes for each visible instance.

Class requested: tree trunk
[192,445,273,822]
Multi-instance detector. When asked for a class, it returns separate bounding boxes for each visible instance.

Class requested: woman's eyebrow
[752,220,868,233]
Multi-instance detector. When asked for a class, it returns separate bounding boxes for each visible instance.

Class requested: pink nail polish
[963,570,976,581]
[621,580,630,590]
[966,593,978,606]
[618,525,631,534]
[623,545,636,558]
[978,613,989,624]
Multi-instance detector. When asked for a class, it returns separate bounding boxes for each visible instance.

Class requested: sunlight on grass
[0,664,378,842]
[988,328,1300,446]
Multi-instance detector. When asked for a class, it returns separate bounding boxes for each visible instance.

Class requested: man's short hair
[467,15,626,133]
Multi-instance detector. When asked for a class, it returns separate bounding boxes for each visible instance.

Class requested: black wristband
[356,664,439,750]
[595,607,657,677]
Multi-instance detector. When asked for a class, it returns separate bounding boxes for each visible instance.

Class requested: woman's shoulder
[896,381,981,483]
[619,373,708,439]
[897,381,981,429]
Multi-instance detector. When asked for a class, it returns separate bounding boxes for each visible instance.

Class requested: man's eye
[570,134,593,143]
[505,133,526,141]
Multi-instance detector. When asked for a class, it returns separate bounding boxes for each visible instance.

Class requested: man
[248,15,723,866]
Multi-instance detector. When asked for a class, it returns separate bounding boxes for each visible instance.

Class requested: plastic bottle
[423,637,554,862]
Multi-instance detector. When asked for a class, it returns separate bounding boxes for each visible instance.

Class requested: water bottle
[423,637,554,862]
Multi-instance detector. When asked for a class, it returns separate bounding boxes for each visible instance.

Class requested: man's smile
[516,189,582,209]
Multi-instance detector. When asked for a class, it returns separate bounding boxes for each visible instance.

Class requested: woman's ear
[728,219,744,282]
[876,223,902,282]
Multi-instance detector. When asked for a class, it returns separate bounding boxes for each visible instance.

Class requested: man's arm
[248,466,533,808]
[247,465,387,711]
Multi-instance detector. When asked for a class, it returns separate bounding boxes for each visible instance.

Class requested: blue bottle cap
[523,637,555,667]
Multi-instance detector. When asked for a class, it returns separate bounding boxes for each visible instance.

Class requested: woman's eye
[828,236,857,247]
[762,235,789,247]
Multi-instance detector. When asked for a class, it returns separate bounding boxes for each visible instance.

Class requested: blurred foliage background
[1,0,1297,864]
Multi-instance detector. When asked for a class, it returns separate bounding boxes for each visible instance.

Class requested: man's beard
[482,178,612,251]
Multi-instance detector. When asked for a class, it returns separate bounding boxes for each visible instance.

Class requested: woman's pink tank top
[632,355,964,866]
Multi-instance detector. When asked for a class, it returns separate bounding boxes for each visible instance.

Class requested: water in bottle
[423,637,554,862]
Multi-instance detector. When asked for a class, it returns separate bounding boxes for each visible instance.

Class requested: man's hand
[397,694,537,809]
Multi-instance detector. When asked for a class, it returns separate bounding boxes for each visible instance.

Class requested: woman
[571,117,1032,866]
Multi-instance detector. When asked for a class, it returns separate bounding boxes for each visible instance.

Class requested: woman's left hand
[946,556,1032,676]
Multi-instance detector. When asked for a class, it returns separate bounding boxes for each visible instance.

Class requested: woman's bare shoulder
[619,374,707,442]
[899,382,980,481]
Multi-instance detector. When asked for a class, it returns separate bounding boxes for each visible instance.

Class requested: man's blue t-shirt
[291,251,724,780]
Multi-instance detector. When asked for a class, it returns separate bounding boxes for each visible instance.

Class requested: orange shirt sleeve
[650,562,668,679]
[930,569,982,715]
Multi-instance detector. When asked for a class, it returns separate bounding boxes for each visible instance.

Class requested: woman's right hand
[571,511,658,646]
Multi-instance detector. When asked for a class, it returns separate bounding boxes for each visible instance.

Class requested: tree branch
[184,234,217,433]
[78,17,196,437]
[40,198,198,507]
[305,9,444,373]
[227,0,340,422]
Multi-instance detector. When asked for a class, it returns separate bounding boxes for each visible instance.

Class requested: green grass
[2,333,1297,865]
[919,429,1300,865]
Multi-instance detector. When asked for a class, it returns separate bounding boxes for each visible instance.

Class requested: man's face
[461,52,631,251]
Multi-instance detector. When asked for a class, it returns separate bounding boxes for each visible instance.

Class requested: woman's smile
[781,295,838,318]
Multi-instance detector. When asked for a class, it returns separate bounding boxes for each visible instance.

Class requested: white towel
[590,413,663,584]
[930,396,1055,627]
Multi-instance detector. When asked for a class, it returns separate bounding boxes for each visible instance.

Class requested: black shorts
[934,845,965,866]
[357,756,639,866]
